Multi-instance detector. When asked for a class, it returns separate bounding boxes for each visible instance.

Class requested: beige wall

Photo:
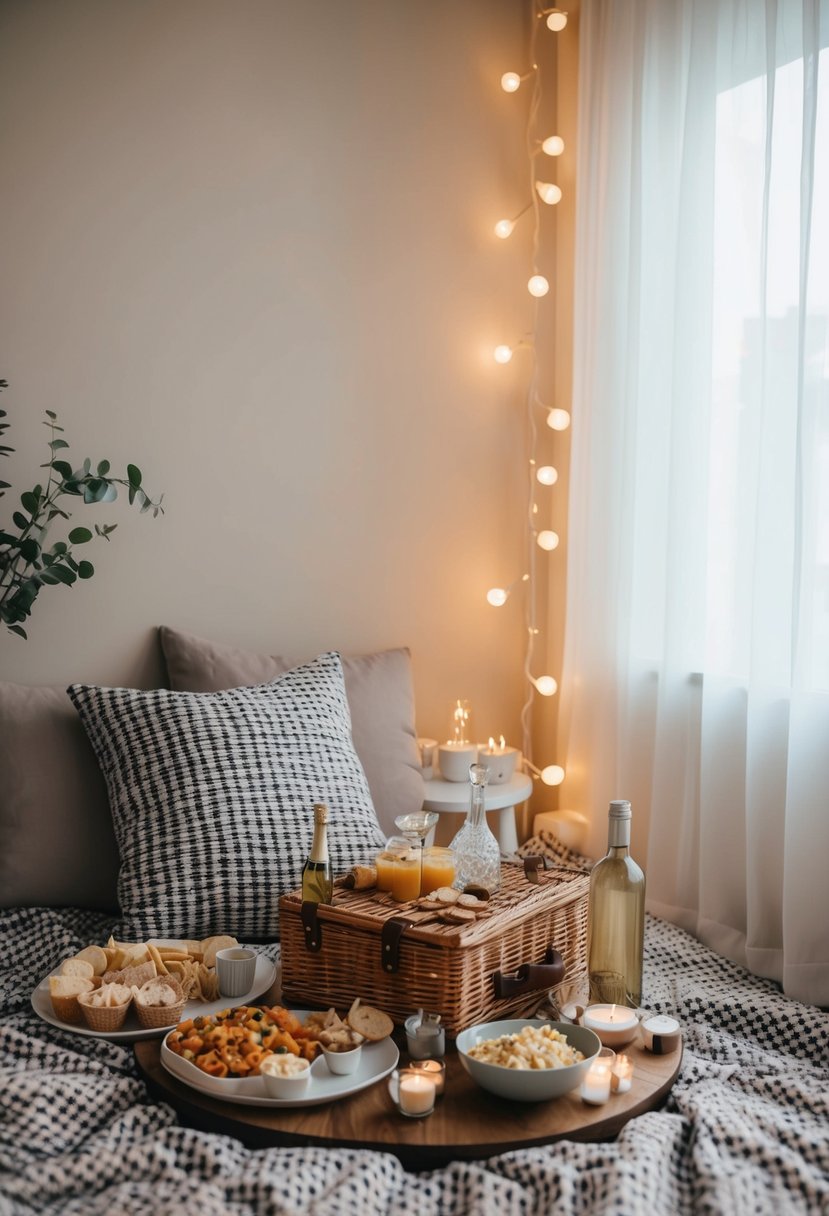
[0,0,551,759]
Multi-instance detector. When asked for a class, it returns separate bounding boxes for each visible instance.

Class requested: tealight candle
[409,1058,445,1097]
[641,1014,681,1054]
[582,1004,640,1048]
[477,735,518,785]
[611,1053,634,1093]
[580,1060,612,1105]
[393,1068,436,1117]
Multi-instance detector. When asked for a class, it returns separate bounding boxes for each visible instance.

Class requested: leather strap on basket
[301,900,323,953]
[522,854,553,883]
[492,946,565,998]
[381,916,413,974]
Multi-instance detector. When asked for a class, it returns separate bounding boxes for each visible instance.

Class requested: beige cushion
[159,626,423,838]
[0,681,120,910]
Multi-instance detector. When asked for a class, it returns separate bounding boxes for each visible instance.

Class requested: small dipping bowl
[321,1042,363,1075]
[260,1053,311,1098]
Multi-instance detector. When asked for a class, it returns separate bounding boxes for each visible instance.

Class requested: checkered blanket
[1,845,827,1214]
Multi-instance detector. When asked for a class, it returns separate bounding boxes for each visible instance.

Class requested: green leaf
[7,624,27,639]
[38,570,60,585]
[51,541,68,555]
[97,459,110,476]
[78,560,94,579]
[13,511,28,529]
[82,457,91,475]
[50,565,76,585]
[68,526,93,544]
[52,460,73,480]
[45,410,57,419]
[20,490,39,515]
[127,464,142,487]
[49,438,69,451]
[19,538,40,562]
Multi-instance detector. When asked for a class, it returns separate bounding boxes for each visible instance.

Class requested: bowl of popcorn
[455,1019,601,1101]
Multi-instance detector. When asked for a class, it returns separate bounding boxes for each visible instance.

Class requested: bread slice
[60,957,95,980]
[102,960,157,988]
[346,999,393,1042]
[201,935,237,968]
[73,945,108,976]
[49,975,94,1023]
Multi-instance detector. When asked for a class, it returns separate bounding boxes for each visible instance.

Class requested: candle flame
[499,734,506,751]
[488,736,496,750]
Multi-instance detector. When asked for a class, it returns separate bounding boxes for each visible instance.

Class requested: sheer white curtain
[561,0,829,1005]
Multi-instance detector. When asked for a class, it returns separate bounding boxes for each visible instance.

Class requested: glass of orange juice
[376,836,411,892]
[389,852,422,901]
[420,846,456,895]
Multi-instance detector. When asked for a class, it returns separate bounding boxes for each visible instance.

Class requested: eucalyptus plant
[0,381,164,639]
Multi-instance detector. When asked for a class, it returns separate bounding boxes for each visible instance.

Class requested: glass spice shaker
[450,763,501,893]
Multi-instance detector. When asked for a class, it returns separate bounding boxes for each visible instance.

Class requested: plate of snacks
[455,1018,601,1101]
[161,998,398,1107]
[31,935,277,1040]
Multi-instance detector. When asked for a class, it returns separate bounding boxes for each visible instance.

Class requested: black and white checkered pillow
[68,652,386,940]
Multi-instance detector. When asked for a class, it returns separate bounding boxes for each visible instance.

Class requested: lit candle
[580,1060,612,1105]
[409,1058,445,1097]
[611,1054,634,1093]
[438,741,478,782]
[641,1014,681,1054]
[397,1070,436,1116]
[582,1004,640,1048]
[477,735,518,785]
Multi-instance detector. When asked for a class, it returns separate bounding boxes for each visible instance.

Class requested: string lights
[488,5,569,788]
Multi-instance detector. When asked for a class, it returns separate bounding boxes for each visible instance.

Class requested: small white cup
[321,1042,363,1075]
[260,1054,312,1098]
[215,946,257,998]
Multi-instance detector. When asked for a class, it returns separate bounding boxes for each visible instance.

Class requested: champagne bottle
[301,803,333,904]
[587,799,645,1006]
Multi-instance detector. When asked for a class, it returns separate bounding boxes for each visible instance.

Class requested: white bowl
[259,1053,312,1098]
[455,1019,601,1102]
[321,1042,363,1075]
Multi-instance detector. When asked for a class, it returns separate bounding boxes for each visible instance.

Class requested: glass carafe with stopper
[449,763,501,893]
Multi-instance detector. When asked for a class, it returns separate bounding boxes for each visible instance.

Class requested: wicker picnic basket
[279,860,589,1035]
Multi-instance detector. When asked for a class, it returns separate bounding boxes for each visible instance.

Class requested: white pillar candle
[477,738,518,785]
[582,1004,640,1048]
[438,742,478,782]
[580,1061,612,1105]
[398,1071,436,1115]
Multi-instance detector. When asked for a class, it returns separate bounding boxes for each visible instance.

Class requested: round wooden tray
[135,1013,682,1171]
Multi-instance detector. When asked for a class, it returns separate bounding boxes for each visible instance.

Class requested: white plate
[31,945,277,1042]
[161,1016,399,1108]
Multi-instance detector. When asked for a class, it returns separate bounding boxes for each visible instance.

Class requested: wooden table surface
[135,997,682,1170]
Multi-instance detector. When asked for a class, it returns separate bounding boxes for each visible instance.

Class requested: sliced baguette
[73,945,108,976]
[60,958,95,980]
[346,999,394,1042]
[49,975,94,1024]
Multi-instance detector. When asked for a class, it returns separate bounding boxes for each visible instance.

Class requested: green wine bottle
[301,803,333,904]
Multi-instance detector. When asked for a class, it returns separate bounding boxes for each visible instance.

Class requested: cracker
[434,887,459,905]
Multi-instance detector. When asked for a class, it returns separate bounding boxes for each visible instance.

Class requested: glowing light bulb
[528,274,550,298]
[501,72,521,93]
[546,408,571,431]
[537,530,559,550]
[541,764,565,785]
[487,588,508,607]
[542,135,565,156]
[494,344,513,364]
[536,181,562,205]
[536,465,558,485]
[534,675,558,696]
[494,218,514,239]
[546,11,568,31]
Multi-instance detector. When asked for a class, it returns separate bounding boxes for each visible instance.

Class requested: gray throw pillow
[68,652,386,939]
[0,681,120,911]
[159,625,423,838]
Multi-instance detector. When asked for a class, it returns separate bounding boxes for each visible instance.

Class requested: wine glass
[394,811,440,892]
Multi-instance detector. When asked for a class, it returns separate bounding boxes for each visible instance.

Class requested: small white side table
[421,771,533,855]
